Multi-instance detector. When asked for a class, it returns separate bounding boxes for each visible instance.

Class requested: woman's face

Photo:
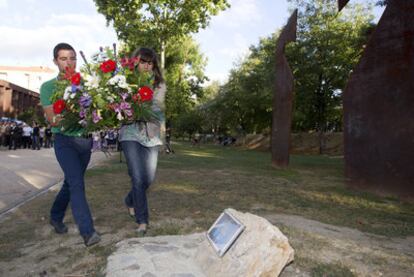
[137,56,154,73]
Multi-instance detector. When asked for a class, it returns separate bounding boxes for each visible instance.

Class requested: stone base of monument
[106,209,294,277]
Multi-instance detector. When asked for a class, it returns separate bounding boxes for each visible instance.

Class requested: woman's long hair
[132,47,164,88]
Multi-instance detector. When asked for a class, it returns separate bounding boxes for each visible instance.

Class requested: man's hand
[43,105,63,127]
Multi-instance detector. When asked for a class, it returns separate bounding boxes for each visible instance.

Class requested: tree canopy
[94,0,229,68]
[194,0,374,139]
[287,0,374,132]
[93,0,377,140]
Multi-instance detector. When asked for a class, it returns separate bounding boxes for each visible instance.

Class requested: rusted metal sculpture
[343,0,414,196]
[271,10,297,168]
[338,0,350,12]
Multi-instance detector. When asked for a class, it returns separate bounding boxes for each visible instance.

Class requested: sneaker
[136,223,147,237]
[49,219,68,234]
[83,232,101,247]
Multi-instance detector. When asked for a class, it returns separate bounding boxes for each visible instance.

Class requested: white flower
[78,119,87,126]
[63,86,72,100]
[106,96,115,103]
[84,73,101,89]
[91,51,108,62]
[108,75,128,89]
[120,84,129,90]
[118,80,129,89]
[117,112,124,121]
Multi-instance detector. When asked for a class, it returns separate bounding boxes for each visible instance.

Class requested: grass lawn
[0,141,413,276]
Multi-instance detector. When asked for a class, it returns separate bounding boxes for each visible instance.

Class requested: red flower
[138,86,153,102]
[71,72,81,85]
[53,99,66,114]
[63,66,76,80]
[100,59,117,73]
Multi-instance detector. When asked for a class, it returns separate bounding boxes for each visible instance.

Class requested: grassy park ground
[0,141,413,276]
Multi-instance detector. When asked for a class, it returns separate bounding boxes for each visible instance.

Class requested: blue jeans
[50,134,95,237]
[121,141,159,224]
[32,135,40,150]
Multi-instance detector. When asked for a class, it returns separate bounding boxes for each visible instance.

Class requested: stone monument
[106,209,294,276]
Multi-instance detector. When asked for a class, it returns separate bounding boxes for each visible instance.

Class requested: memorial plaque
[206,209,245,257]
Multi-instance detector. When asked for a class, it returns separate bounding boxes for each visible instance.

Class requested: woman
[119,47,166,235]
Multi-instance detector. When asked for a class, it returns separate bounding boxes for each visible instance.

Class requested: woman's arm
[146,83,166,141]
[152,83,166,116]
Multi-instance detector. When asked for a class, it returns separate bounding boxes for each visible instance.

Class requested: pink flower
[120,56,140,70]
[92,110,102,123]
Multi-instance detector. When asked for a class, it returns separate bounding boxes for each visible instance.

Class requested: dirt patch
[267,213,414,277]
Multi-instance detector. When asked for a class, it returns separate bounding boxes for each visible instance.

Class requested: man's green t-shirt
[40,78,84,137]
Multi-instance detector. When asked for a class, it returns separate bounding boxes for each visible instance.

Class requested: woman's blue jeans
[121,141,159,224]
[50,134,95,237]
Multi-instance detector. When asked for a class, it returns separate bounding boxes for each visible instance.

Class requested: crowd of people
[190,133,237,147]
[0,121,53,150]
[91,129,120,152]
[1,119,237,152]
[0,120,123,153]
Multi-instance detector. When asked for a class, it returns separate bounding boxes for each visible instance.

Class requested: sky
[0,0,384,83]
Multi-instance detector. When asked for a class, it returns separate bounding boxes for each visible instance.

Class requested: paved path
[0,147,111,215]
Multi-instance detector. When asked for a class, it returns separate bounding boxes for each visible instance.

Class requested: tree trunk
[318,130,325,155]
[316,73,326,155]
[160,40,166,70]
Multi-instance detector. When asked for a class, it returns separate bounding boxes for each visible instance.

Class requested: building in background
[0,66,55,119]
[0,66,56,93]
[0,80,42,119]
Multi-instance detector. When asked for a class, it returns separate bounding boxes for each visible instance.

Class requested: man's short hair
[53,43,75,59]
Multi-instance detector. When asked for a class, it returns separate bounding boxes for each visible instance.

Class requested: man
[40,43,100,247]
[44,125,52,148]
[31,121,40,150]
[8,122,17,150]
[0,122,5,147]
[22,123,32,149]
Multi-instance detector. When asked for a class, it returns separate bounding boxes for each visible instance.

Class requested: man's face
[54,49,77,73]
